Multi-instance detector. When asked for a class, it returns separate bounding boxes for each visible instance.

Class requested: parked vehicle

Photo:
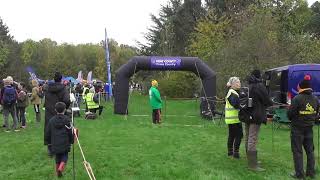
[264,64,320,126]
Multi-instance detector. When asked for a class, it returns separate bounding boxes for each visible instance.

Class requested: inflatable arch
[114,56,216,116]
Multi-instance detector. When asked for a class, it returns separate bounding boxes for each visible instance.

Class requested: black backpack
[238,87,253,123]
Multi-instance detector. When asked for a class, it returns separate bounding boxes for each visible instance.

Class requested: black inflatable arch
[114,56,216,115]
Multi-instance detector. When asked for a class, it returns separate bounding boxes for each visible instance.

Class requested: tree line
[0,18,137,89]
[140,0,320,98]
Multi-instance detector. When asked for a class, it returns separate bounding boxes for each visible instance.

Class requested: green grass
[0,94,319,180]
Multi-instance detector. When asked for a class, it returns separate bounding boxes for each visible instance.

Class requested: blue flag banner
[105,28,113,98]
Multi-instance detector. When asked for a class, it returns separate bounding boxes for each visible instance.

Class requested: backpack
[238,87,253,123]
[37,88,44,98]
[18,90,27,102]
[3,86,17,106]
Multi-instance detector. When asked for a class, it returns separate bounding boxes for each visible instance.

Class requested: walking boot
[36,112,41,122]
[247,151,265,171]
[233,151,240,159]
[57,162,65,177]
[289,172,304,179]
[233,138,241,159]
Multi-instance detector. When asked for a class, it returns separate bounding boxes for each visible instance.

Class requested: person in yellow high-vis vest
[82,84,90,112]
[86,87,103,115]
[225,77,243,159]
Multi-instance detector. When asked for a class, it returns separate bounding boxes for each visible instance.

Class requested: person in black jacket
[45,102,74,177]
[287,75,319,179]
[44,72,71,157]
[245,70,273,171]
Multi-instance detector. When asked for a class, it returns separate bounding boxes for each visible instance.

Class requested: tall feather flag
[105,28,113,98]
[77,71,83,83]
[87,71,92,84]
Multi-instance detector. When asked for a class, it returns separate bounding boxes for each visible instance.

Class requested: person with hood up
[288,75,319,179]
[225,77,243,159]
[245,70,272,171]
[30,79,42,124]
[45,102,74,177]
[44,72,70,157]
[149,80,162,124]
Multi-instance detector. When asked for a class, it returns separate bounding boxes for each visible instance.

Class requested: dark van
[264,64,320,125]
[264,64,320,105]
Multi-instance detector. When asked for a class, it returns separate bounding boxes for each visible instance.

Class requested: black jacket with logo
[288,90,319,128]
[45,114,74,154]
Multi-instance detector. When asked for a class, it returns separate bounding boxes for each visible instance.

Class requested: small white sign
[72,107,80,111]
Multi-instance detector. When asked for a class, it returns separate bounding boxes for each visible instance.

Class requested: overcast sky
[0,0,318,47]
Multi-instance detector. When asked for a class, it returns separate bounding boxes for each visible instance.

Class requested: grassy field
[0,94,319,180]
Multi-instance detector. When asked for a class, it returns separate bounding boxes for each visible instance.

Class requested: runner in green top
[149,80,162,124]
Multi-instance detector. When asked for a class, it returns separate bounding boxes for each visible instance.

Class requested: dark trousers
[89,106,104,115]
[55,152,69,164]
[291,126,315,177]
[17,107,26,126]
[45,110,55,155]
[33,104,41,122]
[227,123,243,155]
[3,105,18,130]
[152,109,161,124]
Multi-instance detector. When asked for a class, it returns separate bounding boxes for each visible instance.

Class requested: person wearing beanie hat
[149,80,162,124]
[297,74,312,92]
[251,70,262,79]
[151,80,158,87]
[44,72,70,157]
[244,69,273,171]
[288,75,319,179]
[54,72,62,82]
[225,77,243,159]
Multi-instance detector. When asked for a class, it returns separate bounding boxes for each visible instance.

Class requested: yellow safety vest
[82,87,89,100]
[86,92,99,109]
[225,89,240,124]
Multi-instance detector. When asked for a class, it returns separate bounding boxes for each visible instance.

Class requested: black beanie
[251,69,261,79]
[299,75,311,89]
[54,72,62,82]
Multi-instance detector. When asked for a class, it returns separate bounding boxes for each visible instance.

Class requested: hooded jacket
[45,114,74,154]
[44,82,71,116]
[248,75,273,124]
[31,81,41,105]
[149,86,162,109]
[44,82,70,145]
[287,89,319,128]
